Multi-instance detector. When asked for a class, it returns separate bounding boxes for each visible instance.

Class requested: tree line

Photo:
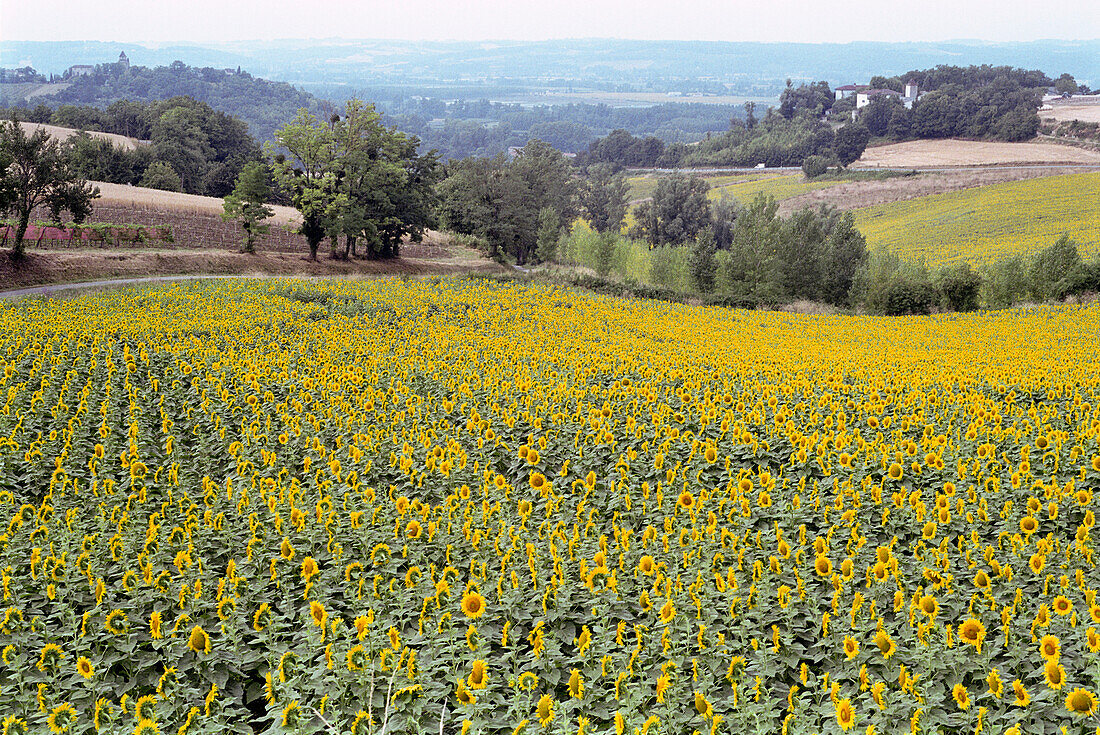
[2,97,260,198]
[5,59,325,142]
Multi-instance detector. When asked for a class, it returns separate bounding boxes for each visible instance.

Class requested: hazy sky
[4,0,1099,43]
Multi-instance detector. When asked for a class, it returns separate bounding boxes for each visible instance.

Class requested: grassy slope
[852,172,1100,266]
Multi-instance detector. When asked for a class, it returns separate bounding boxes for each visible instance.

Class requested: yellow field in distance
[852,172,1100,266]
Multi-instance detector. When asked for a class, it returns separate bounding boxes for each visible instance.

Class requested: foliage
[801,155,829,180]
[51,97,262,197]
[935,262,983,312]
[576,129,665,168]
[138,161,183,192]
[833,123,870,167]
[579,165,629,234]
[21,60,325,142]
[678,112,838,168]
[436,141,575,265]
[270,102,439,261]
[2,279,1100,734]
[535,207,562,265]
[0,117,99,258]
[221,161,275,253]
[688,226,717,294]
[628,174,711,247]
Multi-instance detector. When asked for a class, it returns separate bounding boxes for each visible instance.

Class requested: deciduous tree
[0,118,99,259]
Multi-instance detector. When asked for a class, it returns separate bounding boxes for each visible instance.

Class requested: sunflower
[952,683,970,710]
[350,711,371,735]
[468,660,488,689]
[406,520,422,539]
[1052,596,1073,616]
[46,704,76,734]
[537,694,555,726]
[188,625,211,655]
[659,599,675,623]
[75,656,93,679]
[871,682,886,709]
[1066,688,1099,716]
[278,651,297,682]
[2,715,27,735]
[461,591,486,619]
[1012,679,1030,706]
[677,491,694,510]
[36,643,64,673]
[957,618,986,651]
[253,603,272,632]
[987,669,1003,698]
[692,691,712,718]
[637,556,656,575]
[518,672,538,691]
[300,557,319,582]
[973,570,991,590]
[568,668,584,698]
[887,462,903,480]
[455,679,477,706]
[1088,627,1100,653]
[309,600,327,628]
[134,694,157,722]
[874,631,895,659]
[1040,634,1060,661]
[843,636,859,659]
[280,538,294,560]
[149,611,163,639]
[1029,554,1045,574]
[918,595,938,617]
[814,555,833,577]
[835,698,854,731]
[1020,516,1038,534]
[281,701,300,727]
[1045,660,1067,690]
[134,721,159,735]
[347,645,367,671]
[105,609,128,635]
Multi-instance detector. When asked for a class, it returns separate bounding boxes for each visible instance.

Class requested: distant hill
[3,39,1097,99]
[0,59,326,141]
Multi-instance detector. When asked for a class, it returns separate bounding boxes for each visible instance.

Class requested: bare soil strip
[852,139,1100,168]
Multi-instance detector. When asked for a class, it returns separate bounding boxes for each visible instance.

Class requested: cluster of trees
[0,120,99,258]
[575,129,667,168]
[268,101,439,260]
[4,98,263,197]
[823,65,1075,143]
[377,99,743,160]
[853,235,1100,315]
[435,141,579,265]
[19,60,325,142]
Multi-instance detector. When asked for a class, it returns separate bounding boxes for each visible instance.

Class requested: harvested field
[0,239,504,290]
[91,181,301,225]
[1041,100,1100,123]
[778,166,1098,215]
[19,122,146,151]
[852,138,1100,168]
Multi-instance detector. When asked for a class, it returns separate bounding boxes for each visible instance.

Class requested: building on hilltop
[834,84,869,100]
[118,51,130,68]
[68,65,94,77]
[846,80,921,118]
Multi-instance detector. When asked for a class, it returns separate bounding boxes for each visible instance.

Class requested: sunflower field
[1,277,1100,735]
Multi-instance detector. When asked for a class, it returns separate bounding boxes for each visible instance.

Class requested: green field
[852,172,1100,266]
[627,171,843,206]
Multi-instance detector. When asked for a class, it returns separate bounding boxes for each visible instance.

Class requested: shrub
[801,154,829,179]
[936,262,983,312]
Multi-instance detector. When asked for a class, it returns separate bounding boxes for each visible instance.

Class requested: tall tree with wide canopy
[0,118,99,259]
